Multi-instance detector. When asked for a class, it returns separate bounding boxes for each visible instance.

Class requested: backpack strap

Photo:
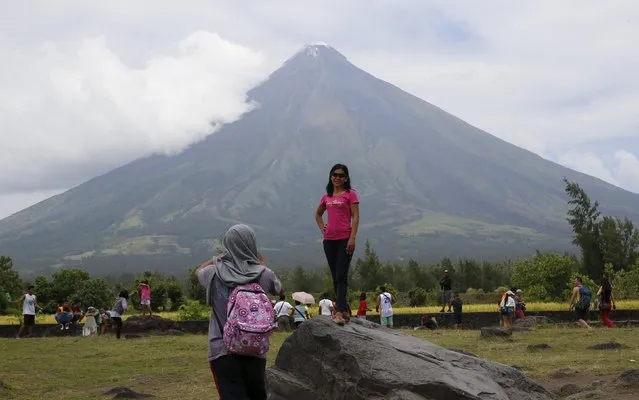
[295,306,306,320]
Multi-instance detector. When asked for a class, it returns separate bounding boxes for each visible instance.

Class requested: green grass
[1,327,638,399]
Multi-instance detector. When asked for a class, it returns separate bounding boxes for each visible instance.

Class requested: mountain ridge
[2,43,639,274]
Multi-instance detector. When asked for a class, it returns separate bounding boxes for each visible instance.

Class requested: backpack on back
[113,298,125,315]
[222,283,275,356]
[577,285,592,308]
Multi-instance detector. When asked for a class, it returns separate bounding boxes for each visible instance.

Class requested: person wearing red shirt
[356,292,371,320]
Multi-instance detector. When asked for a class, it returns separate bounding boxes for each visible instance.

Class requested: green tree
[407,287,428,307]
[611,259,639,299]
[564,178,605,281]
[0,256,22,313]
[166,279,184,311]
[290,266,313,293]
[512,252,578,301]
[72,278,113,309]
[188,268,206,304]
[599,216,639,272]
[355,240,383,290]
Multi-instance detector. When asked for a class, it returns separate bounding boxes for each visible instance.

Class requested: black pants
[111,317,123,339]
[210,355,267,400]
[323,239,352,313]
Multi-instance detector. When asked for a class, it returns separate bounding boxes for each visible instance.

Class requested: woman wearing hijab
[196,224,283,400]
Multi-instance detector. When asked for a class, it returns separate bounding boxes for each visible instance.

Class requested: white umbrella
[292,292,315,305]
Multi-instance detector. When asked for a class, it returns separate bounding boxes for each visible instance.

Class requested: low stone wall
[2,309,638,338]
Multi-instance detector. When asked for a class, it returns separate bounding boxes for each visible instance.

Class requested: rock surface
[103,386,155,399]
[266,317,555,400]
[514,316,551,328]
[124,315,181,332]
[588,341,622,350]
[480,327,513,338]
[564,390,604,400]
[555,383,580,397]
[527,343,552,351]
[551,368,577,378]
[615,369,639,387]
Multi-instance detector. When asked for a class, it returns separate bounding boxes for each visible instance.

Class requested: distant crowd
[13,280,154,339]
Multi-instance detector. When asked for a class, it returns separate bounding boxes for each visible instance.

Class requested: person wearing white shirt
[499,290,517,329]
[318,294,334,316]
[14,285,40,339]
[273,294,293,331]
[376,286,396,328]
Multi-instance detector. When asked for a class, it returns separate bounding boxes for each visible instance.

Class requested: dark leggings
[323,239,352,313]
[111,317,123,339]
[210,355,267,400]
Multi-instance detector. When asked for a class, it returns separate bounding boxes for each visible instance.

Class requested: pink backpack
[223,283,275,356]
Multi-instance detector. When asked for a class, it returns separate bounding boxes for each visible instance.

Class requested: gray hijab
[206,224,266,306]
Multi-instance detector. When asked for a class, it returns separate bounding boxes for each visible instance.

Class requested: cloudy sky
[1,1,638,219]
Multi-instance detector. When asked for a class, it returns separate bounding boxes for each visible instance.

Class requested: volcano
[2,43,639,274]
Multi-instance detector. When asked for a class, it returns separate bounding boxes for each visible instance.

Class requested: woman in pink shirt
[315,164,360,325]
[138,280,152,317]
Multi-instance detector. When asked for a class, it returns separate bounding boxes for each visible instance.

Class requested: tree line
[1,178,638,314]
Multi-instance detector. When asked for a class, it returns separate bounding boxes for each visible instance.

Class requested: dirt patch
[540,372,637,400]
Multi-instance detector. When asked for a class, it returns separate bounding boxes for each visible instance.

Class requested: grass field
[3,300,639,325]
[1,326,637,399]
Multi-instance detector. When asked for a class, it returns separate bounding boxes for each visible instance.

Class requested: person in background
[420,314,439,330]
[291,300,309,328]
[499,289,516,329]
[70,301,84,325]
[497,290,508,327]
[597,278,616,328]
[315,163,360,325]
[138,280,153,317]
[376,286,395,328]
[439,270,453,313]
[318,293,334,317]
[196,223,282,400]
[55,300,73,330]
[14,285,40,339]
[99,307,110,335]
[451,293,463,328]
[273,294,293,332]
[569,277,592,329]
[356,292,371,320]
[110,290,129,339]
[514,289,526,320]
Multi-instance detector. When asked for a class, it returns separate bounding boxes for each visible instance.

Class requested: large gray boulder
[266,317,554,400]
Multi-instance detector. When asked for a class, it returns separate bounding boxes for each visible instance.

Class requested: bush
[374,283,398,299]
[408,287,428,307]
[611,261,639,300]
[178,300,210,321]
[562,273,597,301]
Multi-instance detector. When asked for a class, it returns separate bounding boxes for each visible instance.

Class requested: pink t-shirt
[320,189,359,240]
[140,284,151,300]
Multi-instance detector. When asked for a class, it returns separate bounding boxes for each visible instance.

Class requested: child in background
[356,292,371,320]
[451,293,463,328]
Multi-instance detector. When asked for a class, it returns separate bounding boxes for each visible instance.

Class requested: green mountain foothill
[2,43,639,274]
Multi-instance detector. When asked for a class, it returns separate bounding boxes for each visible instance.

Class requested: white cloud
[0,30,267,193]
[612,151,639,192]
[558,150,639,193]
[1,1,639,217]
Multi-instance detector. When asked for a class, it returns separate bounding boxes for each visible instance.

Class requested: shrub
[178,300,210,321]
[407,287,428,307]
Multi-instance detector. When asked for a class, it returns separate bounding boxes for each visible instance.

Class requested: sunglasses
[332,173,346,178]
